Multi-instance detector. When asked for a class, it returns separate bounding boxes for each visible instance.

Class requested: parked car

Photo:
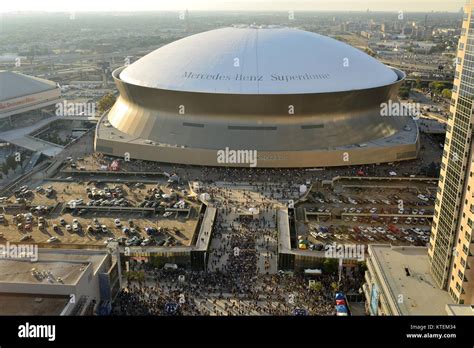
[47,237,59,243]
[146,227,158,236]
[141,238,153,246]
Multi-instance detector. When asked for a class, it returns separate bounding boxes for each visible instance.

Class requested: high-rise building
[429,0,474,305]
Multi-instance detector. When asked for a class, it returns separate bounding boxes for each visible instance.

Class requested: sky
[0,0,466,13]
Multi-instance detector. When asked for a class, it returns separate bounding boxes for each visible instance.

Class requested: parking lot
[295,177,437,250]
[0,179,200,247]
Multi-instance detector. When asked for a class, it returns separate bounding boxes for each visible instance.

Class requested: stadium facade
[95,26,419,168]
[0,71,61,131]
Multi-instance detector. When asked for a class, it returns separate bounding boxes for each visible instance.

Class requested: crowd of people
[87,133,441,186]
[207,183,301,203]
[108,151,372,317]
[112,211,364,316]
[111,267,362,316]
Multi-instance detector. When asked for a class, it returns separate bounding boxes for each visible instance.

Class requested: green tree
[310,281,323,293]
[364,47,376,58]
[97,93,117,114]
[415,78,422,89]
[441,89,452,100]
[322,258,339,274]
[6,155,18,171]
[399,87,410,99]
[429,82,446,94]
[136,271,145,285]
[0,164,8,175]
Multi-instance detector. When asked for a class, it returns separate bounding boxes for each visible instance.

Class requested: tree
[136,271,145,285]
[5,155,18,172]
[124,270,145,284]
[429,82,446,95]
[399,88,409,99]
[97,93,117,114]
[0,164,8,175]
[441,89,452,100]
[310,281,323,293]
[322,258,339,274]
[415,78,422,89]
[364,47,376,58]
[357,261,367,275]
[398,81,412,99]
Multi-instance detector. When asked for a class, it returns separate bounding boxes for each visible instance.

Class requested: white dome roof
[120,27,399,95]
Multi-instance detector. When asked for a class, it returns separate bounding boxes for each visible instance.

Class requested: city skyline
[0,0,466,13]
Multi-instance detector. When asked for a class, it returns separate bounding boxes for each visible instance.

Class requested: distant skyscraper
[429,0,474,305]
[185,9,190,33]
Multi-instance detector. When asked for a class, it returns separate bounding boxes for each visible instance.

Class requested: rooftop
[277,209,291,254]
[0,293,70,315]
[0,70,58,102]
[445,304,474,316]
[0,248,109,286]
[120,27,399,95]
[195,207,217,251]
[369,244,452,315]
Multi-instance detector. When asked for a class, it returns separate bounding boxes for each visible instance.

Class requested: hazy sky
[0,0,466,13]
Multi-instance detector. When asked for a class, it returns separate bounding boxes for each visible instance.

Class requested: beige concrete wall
[448,143,474,304]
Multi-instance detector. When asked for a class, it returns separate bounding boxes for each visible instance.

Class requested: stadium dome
[95,27,419,168]
[119,26,398,95]
[0,71,61,132]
